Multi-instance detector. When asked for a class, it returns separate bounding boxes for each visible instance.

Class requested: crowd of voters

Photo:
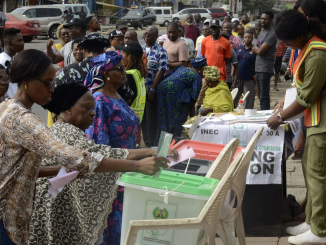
[0,0,326,244]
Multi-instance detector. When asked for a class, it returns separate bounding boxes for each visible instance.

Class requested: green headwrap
[204,66,220,82]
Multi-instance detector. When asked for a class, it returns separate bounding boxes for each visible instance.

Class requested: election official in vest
[267,10,326,245]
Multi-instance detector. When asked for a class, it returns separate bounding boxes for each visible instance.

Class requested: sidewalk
[236,76,307,245]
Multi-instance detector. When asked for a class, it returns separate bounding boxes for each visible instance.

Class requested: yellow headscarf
[203,66,220,82]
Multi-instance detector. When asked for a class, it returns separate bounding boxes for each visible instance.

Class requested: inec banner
[192,122,284,185]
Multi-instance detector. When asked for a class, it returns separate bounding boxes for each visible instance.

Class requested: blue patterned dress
[85,92,140,245]
[156,66,202,143]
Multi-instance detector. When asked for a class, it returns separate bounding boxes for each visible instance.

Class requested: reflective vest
[127,69,146,122]
[289,35,326,127]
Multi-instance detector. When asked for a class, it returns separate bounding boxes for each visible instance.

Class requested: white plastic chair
[242,91,250,106]
[205,138,240,181]
[124,152,244,245]
[230,88,238,100]
[216,127,264,245]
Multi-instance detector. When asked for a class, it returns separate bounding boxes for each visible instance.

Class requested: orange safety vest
[289,35,326,127]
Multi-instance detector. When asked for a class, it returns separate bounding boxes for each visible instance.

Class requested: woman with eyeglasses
[84,51,142,245]
[0,49,169,245]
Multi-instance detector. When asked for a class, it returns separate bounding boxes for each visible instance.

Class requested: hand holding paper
[167,147,196,167]
[48,167,79,198]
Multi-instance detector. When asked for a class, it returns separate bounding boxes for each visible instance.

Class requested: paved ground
[26,31,307,244]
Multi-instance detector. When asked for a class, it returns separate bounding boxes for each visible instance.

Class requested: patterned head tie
[84,51,123,93]
[203,66,220,82]
[190,55,207,68]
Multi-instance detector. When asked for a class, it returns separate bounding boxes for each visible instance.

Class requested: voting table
[187,114,289,236]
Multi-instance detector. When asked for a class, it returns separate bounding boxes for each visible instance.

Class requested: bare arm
[168,61,188,68]
[232,63,239,87]
[127,148,178,161]
[46,39,64,64]
[148,70,165,102]
[252,43,270,55]
[38,166,61,178]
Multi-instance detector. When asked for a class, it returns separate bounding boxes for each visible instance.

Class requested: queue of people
[0,1,326,244]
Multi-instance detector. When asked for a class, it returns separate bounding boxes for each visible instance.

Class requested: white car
[172,8,212,22]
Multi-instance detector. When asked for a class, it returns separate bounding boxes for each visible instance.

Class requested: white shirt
[59,41,75,66]
[0,52,17,98]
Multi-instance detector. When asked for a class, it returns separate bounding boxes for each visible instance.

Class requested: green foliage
[242,0,275,12]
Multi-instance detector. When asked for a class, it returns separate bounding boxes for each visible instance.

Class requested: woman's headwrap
[191,55,207,68]
[43,83,89,115]
[203,66,220,82]
[84,51,123,93]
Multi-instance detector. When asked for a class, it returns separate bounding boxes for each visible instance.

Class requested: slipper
[273,87,280,91]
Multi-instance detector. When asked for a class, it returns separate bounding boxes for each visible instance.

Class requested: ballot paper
[284,87,304,120]
[167,147,196,167]
[153,131,173,178]
[48,167,79,198]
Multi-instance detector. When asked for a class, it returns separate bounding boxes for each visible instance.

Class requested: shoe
[273,86,280,91]
[288,230,326,244]
[286,222,311,236]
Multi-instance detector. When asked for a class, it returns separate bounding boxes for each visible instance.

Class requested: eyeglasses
[110,65,125,74]
[35,77,55,90]
[0,76,9,84]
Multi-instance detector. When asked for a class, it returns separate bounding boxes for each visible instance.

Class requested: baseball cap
[108,30,124,39]
[210,19,220,28]
[115,41,143,59]
[63,18,86,29]
[78,32,110,48]
[117,23,128,29]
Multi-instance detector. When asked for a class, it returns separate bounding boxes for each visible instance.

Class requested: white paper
[284,88,304,120]
[48,167,79,198]
[167,147,196,167]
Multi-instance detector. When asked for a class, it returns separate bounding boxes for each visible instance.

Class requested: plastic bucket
[118,170,220,245]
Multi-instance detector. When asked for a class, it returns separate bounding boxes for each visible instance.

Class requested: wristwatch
[150,88,155,92]
[276,112,284,123]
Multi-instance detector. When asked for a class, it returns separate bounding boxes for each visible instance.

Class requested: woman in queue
[29,83,178,245]
[267,10,326,245]
[0,49,168,245]
[116,41,147,122]
[84,51,140,245]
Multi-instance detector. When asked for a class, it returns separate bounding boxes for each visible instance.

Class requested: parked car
[120,8,156,30]
[208,8,227,20]
[11,5,64,39]
[149,7,172,27]
[4,13,42,43]
[51,4,91,19]
[172,8,211,22]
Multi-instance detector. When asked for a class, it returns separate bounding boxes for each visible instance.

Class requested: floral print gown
[85,92,140,245]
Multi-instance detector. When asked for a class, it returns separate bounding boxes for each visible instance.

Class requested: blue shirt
[236,45,256,80]
[142,43,169,90]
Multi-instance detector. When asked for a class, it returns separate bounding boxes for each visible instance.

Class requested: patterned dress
[85,92,140,245]
[0,99,101,245]
[29,123,129,245]
[156,66,202,142]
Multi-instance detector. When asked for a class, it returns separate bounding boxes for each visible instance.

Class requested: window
[48,8,62,17]
[155,10,162,14]
[36,9,48,18]
[181,9,189,14]
[24,9,36,18]
[198,9,208,14]
[164,10,170,14]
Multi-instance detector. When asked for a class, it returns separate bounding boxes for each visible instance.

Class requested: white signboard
[193,123,284,185]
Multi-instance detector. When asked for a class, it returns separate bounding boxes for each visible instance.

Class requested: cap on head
[109,30,124,39]
[210,19,220,28]
[78,32,110,48]
[115,41,143,59]
[63,18,86,29]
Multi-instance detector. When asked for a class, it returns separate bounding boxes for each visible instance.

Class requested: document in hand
[284,87,304,120]
[153,131,173,178]
[48,167,79,198]
[167,147,196,167]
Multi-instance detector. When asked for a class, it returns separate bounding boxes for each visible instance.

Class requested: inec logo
[153,207,168,219]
